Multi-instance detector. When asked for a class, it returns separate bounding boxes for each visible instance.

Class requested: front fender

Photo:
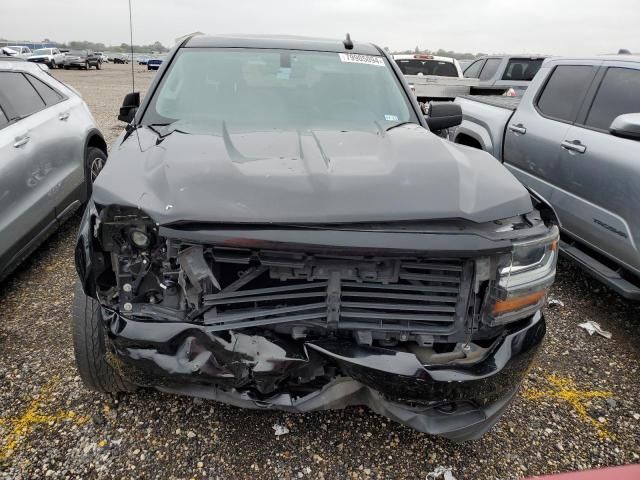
[74,199,106,298]
[454,120,494,155]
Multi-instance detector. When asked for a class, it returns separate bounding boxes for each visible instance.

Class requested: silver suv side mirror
[609,113,640,141]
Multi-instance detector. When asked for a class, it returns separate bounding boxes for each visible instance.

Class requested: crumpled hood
[93,124,532,225]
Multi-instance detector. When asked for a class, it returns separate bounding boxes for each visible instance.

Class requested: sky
[2,0,639,55]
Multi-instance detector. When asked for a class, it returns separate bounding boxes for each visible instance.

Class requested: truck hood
[93,124,532,225]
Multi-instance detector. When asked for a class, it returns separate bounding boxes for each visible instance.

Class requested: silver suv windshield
[142,48,417,134]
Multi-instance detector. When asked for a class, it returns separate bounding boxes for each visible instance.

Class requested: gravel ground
[0,63,639,480]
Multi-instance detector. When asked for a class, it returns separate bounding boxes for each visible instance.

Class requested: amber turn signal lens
[492,290,546,316]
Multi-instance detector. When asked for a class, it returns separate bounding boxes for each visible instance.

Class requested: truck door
[502,63,598,201]
[554,64,640,274]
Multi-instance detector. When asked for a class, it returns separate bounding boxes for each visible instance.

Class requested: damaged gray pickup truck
[73,34,559,441]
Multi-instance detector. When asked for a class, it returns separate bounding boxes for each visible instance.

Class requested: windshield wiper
[385,121,415,132]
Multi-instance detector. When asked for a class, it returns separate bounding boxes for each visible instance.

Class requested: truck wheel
[72,282,136,393]
[96,61,102,70]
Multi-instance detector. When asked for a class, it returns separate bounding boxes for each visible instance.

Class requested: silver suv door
[0,71,58,275]
[503,63,599,201]
[24,73,86,217]
[556,63,640,275]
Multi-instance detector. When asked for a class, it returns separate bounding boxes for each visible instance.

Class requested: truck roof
[546,54,640,64]
[184,34,381,56]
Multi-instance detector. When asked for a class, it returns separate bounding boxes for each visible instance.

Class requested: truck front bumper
[105,311,545,441]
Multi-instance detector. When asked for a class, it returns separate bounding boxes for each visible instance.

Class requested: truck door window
[0,72,46,119]
[584,67,640,131]
[536,66,594,123]
[479,58,501,81]
[463,59,484,78]
[502,58,544,81]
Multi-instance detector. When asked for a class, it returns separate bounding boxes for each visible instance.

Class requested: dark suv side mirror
[118,92,140,123]
[425,102,462,131]
[609,113,640,141]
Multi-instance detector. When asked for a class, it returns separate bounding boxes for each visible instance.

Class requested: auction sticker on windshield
[339,53,385,66]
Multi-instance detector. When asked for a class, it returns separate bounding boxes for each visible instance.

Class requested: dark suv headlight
[488,226,559,325]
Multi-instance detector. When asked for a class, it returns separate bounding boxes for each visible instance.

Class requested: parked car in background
[0,57,107,282]
[95,52,109,63]
[112,54,129,64]
[393,54,478,101]
[463,55,547,96]
[27,47,65,69]
[6,45,32,59]
[146,57,163,70]
[457,59,473,71]
[73,34,559,442]
[453,55,640,299]
[64,50,102,70]
[138,56,149,65]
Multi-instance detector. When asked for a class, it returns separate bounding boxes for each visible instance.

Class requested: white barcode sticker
[338,53,385,66]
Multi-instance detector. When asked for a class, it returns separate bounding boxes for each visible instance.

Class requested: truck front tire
[72,282,136,393]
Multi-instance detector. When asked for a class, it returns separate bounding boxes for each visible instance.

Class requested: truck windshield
[143,48,416,134]
[395,59,458,78]
[33,49,52,56]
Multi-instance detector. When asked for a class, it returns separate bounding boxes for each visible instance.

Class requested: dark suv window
[0,72,46,118]
[463,59,484,78]
[502,58,544,81]
[585,67,640,131]
[479,58,501,81]
[536,65,594,123]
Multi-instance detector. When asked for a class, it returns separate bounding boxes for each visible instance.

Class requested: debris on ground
[548,297,565,307]
[273,424,290,437]
[578,321,612,339]
[426,466,456,480]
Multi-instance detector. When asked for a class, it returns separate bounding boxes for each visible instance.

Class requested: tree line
[46,39,169,53]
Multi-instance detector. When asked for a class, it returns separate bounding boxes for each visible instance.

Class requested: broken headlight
[488,226,559,325]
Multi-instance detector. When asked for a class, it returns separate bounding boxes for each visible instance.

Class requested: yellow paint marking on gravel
[523,374,614,439]
[0,378,87,461]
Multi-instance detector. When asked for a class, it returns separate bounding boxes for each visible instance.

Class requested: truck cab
[463,55,546,97]
[393,54,479,102]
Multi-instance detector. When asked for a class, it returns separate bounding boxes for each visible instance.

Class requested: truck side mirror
[425,102,462,131]
[118,92,140,123]
[609,113,640,141]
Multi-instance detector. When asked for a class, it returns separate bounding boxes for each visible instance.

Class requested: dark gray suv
[73,34,558,441]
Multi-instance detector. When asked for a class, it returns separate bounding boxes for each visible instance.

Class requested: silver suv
[0,57,107,281]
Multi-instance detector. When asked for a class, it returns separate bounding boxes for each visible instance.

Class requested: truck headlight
[488,226,559,325]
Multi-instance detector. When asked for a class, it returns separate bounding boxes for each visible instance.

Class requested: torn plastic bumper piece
[105,311,545,441]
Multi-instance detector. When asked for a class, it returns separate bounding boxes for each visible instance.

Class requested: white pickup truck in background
[393,54,479,102]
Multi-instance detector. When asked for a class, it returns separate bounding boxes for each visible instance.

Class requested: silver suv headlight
[488,226,559,325]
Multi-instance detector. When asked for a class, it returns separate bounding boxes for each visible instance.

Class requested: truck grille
[201,248,471,335]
